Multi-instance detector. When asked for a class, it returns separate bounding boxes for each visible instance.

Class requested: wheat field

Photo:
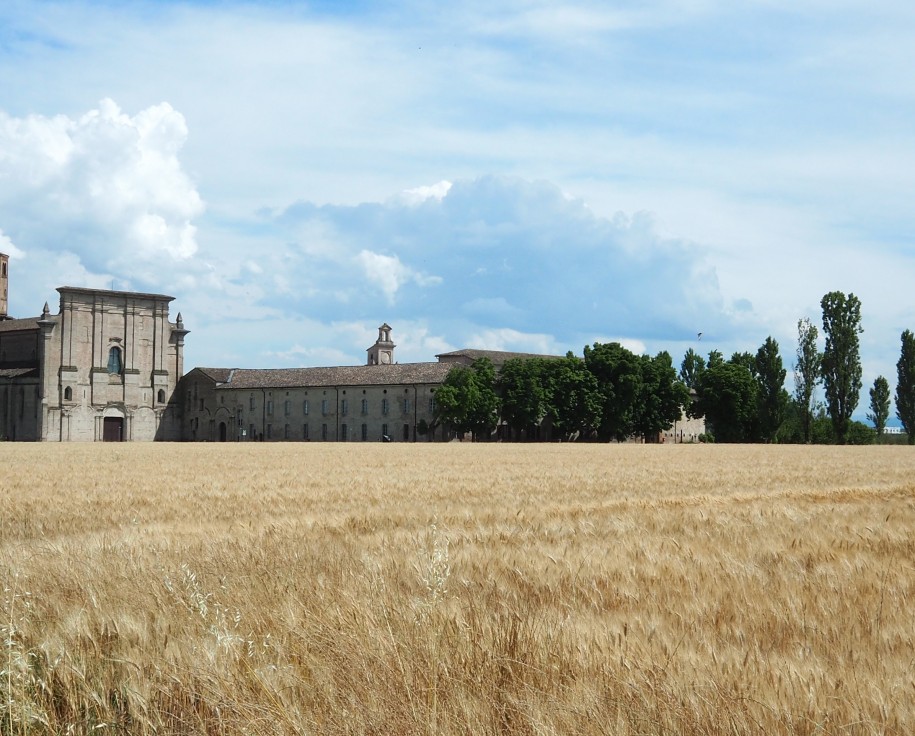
[1,443,914,735]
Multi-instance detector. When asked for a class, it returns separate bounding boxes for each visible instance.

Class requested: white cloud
[0,230,24,259]
[399,180,453,205]
[467,327,561,355]
[0,99,202,280]
[355,249,441,303]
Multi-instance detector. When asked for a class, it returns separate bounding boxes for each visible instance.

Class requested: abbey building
[0,254,535,442]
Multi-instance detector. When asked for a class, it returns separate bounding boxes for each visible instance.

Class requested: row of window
[254,397,433,417]
[254,423,411,441]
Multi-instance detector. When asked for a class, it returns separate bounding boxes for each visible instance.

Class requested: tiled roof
[435,348,563,365]
[193,367,234,383]
[0,317,40,333]
[212,362,455,390]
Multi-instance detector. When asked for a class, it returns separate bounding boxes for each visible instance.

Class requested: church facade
[0,254,187,441]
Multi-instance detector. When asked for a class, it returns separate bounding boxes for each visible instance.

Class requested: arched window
[63,386,73,401]
[157,389,166,404]
[107,346,122,374]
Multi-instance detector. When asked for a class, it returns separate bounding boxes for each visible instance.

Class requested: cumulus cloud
[467,327,563,355]
[0,229,23,259]
[0,98,203,283]
[355,250,441,303]
[262,176,731,359]
[398,180,453,206]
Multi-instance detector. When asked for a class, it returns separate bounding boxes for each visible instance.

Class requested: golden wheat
[1,443,914,734]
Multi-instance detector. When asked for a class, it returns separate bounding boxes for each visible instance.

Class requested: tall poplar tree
[793,317,821,443]
[896,329,915,444]
[756,336,787,442]
[867,376,890,436]
[820,291,863,444]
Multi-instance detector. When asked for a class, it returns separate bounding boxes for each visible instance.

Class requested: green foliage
[497,358,549,440]
[634,351,690,442]
[543,353,602,441]
[729,351,757,376]
[679,348,705,389]
[820,291,863,444]
[584,342,644,441]
[867,375,891,435]
[755,336,788,442]
[846,420,877,445]
[695,360,758,442]
[896,329,915,444]
[793,317,821,444]
[434,359,500,440]
[583,343,687,441]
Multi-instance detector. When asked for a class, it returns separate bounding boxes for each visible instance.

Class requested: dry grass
[1,443,914,734]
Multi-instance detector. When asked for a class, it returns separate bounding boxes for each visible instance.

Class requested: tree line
[429,345,688,442]
[430,290,915,444]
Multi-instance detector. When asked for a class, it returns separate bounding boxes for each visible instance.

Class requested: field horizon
[2,443,914,734]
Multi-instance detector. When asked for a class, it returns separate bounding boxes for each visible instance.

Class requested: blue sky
[1,1,914,419]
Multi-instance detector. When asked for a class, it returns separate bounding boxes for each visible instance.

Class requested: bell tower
[366,323,395,365]
[0,252,8,319]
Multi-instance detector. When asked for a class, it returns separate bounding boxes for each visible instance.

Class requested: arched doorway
[218,422,227,442]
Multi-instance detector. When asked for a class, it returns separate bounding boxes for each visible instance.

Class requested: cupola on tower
[366,323,395,365]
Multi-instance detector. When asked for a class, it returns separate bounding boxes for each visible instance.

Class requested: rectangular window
[382,423,388,439]
[266,400,274,416]
[361,423,368,441]
[429,397,436,413]
[403,424,410,441]
[341,399,348,416]
[284,424,290,439]
[249,396,255,410]
[266,424,272,439]
[382,398,389,415]
[303,400,309,415]
[361,398,368,415]
[403,398,410,414]
[303,423,309,440]
[321,423,328,441]
[341,424,348,441]
[321,399,329,416]
[284,400,291,416]
[199,398,204,411]
[249,423,255,440]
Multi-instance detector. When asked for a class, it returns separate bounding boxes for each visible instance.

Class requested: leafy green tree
[820,291,863,444]
[583,342,644,441]
[707,350,724,369]
[634,351,690,442]
[793,317,821,444]
[497,358,548,441]
[896,329,915,444]
[679,348,706,389]
[434,358,500,441]
[867,375,891,436]
[543,353,602,441]
[730,351,757,376]
[755,337,788,442]
[695,360,758,442]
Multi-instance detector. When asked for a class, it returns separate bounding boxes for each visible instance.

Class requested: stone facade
[180,329,453,442]
[0,262,187,441]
